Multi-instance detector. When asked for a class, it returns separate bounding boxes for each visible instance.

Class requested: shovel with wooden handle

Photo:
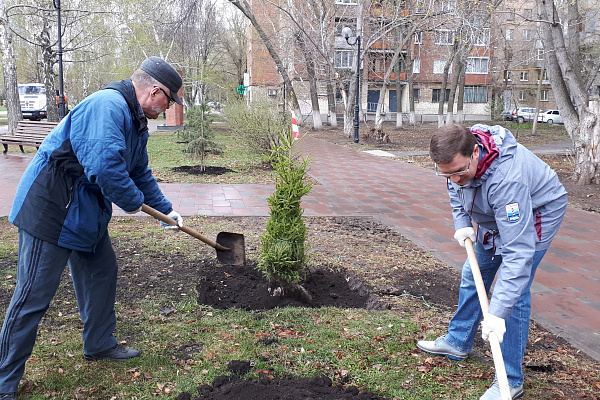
[464,238,512,400]
[142,204,245,266]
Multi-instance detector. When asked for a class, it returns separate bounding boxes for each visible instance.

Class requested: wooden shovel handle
[141,204,229,251]
[465,238,512,400]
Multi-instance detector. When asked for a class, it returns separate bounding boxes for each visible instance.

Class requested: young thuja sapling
[258,123,313,302]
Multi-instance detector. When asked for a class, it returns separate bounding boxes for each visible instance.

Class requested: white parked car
[511,107,537,123]
[538,109,563,124]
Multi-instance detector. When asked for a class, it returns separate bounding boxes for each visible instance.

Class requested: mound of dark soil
[171,165,234,175]
[196,264,377,310]
[176,372,385,400]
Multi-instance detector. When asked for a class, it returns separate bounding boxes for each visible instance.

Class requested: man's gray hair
[131,69,159,88]
[429,124,478,164]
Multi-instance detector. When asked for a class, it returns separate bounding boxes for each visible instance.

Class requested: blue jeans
[445,242,546,387]
[0,230,118,393]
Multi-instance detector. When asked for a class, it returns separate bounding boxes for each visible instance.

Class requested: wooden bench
[1,120,59,154]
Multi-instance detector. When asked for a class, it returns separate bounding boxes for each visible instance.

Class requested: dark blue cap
[140,56,183,105]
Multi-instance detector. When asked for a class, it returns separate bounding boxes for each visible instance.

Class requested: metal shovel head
[216,232,246,266]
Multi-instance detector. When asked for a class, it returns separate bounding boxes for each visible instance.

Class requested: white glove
[125,205,142,214]
[454,227,476,247]
[161,210,183,230]
[481,313,506,343]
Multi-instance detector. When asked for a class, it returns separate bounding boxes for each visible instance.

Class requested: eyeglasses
[435,153,473,178]
[154,86,175,106]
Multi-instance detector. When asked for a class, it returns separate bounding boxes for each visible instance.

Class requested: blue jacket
[9,79,172,252]
[447,124,567,319]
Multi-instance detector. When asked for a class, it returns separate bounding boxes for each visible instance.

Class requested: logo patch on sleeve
[505,202,520,222]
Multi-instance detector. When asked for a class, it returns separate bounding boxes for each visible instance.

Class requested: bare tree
[537,0,600,185]
[0,1,22,133]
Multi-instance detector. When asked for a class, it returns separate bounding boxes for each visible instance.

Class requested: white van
[18,83,47,120]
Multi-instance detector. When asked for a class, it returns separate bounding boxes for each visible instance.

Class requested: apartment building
[244,0,598,123]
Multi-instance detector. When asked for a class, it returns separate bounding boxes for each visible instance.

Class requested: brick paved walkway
[1,127,598,362]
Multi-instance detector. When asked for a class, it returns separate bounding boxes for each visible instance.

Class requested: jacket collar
[102,78,148,137]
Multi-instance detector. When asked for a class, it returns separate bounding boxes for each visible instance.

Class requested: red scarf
[471,128,499,179]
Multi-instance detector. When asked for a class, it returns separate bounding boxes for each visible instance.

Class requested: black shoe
[84,344,141,361]
[0,393,16,400]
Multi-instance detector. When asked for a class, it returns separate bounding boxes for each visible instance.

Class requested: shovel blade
[216,232,246,266]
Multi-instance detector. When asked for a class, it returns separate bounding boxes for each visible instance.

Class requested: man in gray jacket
[417,124,567,400]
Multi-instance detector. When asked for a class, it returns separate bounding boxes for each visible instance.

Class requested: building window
[537,49,544,61]
[520,71,529,81]
[507,10,515,20]
[413,59,421,73]
[432,88,450,102]
[539,70,548,81]
[466,57,489,74]
[414,31,422,44]
[463,86,487,103]
[506,29,514,41]
[523,29,532,41]
[519,90,526,101]
[434,60,452,74]
[504,70,512,82]
[413,88,420,102]
[541,90,549,101]
[435,30,455,45]
[335,50,354,69]
[435,0,456,12]
[523,9,532,19]
[474,28,490,46]
[335,0,358,4]
[267,88,278,97]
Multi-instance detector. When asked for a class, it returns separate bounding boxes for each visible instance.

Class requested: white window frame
[413,59,421,73]
[474,28,490,46]
[463,86,487,103]
[435,30,455,45]
[537,49,544,61]
[523,9,532,19]
[519,90,526,101]
[507,10,515,20]
[505,70,513,82]
[335,50,354,69]
[506,29,514,41]
[523,29,532,41]
[414,31,422,44]
[466,57,489,74]
[541,90,549,101]
[433,60,452,74]
[520,71,529,81]
[335,0,358,4]
[436,0,456,12]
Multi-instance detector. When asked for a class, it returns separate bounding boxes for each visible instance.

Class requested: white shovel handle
[465,238,512,400]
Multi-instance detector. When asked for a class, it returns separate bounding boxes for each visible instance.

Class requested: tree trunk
[457,69,465,123]
[395,57,402,128]
[326,64,337,128]
[39,17,58,122]
[308,61,322,130]
[0,5,22,133]
[537,0,599,185]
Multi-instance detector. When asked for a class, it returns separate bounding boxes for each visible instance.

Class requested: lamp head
[342,27,352,40]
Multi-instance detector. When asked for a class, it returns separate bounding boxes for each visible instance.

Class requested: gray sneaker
[479,380,523,400]
[0,394,16,400]
[416,335,468,360]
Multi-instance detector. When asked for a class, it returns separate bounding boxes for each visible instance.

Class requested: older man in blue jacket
[0,57,184,399]
[417,124,567,400]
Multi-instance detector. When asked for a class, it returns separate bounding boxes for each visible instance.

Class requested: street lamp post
[342,27,361,144]
[54,0,66,120]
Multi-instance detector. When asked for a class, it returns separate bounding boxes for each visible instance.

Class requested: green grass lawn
[144,128,275,184]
